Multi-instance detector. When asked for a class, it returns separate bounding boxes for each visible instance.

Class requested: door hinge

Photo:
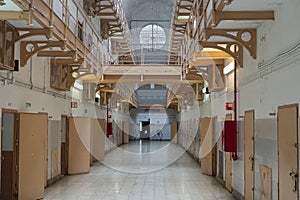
[294,143,298,148]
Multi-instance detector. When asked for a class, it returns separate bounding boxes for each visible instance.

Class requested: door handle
[289,171,298,192]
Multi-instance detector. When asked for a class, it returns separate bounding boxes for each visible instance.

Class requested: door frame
[277,103,299,200]
[1,108,18,200]
[60,115,69,175]
[244,110,255,200]
[225,114,233,192]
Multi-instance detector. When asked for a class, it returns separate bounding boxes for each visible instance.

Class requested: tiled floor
[44,141,235,200]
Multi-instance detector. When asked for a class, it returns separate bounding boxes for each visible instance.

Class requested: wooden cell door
[225,114,233,192]
[18,113,47,200]
[61,115,68,175]
[278,104,298,200]
[1,109,18,200]
[200,117,217,176]
[244,110,255,200]
[171,121,177,143]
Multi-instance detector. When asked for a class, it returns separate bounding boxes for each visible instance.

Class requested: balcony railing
[13,0,106,68]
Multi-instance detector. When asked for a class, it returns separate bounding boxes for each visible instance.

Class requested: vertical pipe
[106,96,109,137]
[232,58,238,161]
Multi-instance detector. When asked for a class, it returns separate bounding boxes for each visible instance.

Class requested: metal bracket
[199,41,244,67]
[20,40,66,67]
[203,28,257,59]
[15,27,53,42]
[0,10,32,25]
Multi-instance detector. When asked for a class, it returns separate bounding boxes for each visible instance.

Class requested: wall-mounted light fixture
[202,87,210,94]
[0,0,6,6]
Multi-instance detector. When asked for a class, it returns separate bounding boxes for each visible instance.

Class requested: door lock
[249,155,254,171]
[289,170,298,192]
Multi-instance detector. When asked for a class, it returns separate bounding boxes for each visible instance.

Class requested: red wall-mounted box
[223,121,237,152]
[107,122,113,136]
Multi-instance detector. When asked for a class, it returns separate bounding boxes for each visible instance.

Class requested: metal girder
[37,50,77,58]
[190,59,225,66]
[199,42,244,67]
[203,28,257,59]
[0,10,32,25]
[212,11,275,26]
[194,51,232,58]
[15,27,53,42]
[20,40,66,67]
[50,58,84,65]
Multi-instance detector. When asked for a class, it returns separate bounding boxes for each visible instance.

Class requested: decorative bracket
[203,28,257,59]
[199,42,244,67]
[15,27,53,42]
[20,40,66,67]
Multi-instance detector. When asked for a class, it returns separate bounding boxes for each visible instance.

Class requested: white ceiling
[224,0,284,11]
[0,0,21,11]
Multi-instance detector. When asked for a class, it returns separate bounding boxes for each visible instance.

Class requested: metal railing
[111,43,183,65]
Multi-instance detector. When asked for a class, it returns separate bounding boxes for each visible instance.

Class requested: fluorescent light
[223,61,235,75]
[74,81,83,90]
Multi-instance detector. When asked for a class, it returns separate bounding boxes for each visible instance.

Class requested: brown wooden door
[278,104,298,200]
[1,109,18,200]
[171,122,177,143]
[61,115,68,175]
[244,110,255,200]
[122,121,129,144]
[225,114,233,192]
[200,117,216,176]
[18,113,47,200]
[68,117,91,174]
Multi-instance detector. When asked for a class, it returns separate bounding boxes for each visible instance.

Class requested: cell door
[61,115,68,175]
[200,117,216,176]
[1,109,18,200]
[244,110,255,200]
[278,104,298,200]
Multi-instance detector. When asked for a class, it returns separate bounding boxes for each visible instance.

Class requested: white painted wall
[0,39,107,186]
[199,0,300,199]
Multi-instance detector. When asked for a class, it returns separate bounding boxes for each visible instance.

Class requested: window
[139,24,166,50]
